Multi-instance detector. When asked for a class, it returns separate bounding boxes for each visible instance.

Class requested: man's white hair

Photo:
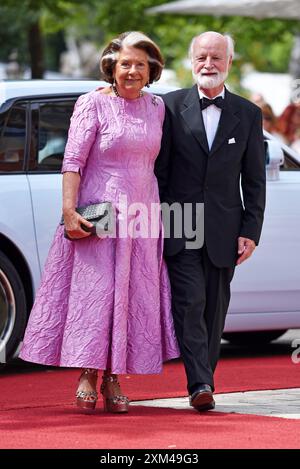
[189,32,235,61]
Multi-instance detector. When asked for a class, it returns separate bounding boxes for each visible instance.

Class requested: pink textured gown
[19,90,180,373]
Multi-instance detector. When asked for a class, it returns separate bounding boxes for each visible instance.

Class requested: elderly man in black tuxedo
[155,32,266,411]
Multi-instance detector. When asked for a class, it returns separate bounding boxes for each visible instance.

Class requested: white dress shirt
[198,88,225,150]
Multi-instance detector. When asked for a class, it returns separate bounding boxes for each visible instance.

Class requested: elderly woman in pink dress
[20,31,179,414]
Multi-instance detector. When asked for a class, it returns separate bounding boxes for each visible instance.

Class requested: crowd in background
[251,93,300,154]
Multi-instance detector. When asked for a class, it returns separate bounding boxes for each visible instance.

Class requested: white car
[0,80,299,363]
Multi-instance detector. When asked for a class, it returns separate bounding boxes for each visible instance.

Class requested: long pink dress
[19,90,180,374]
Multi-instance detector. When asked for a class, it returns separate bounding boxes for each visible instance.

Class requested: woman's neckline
[96,88,149,102]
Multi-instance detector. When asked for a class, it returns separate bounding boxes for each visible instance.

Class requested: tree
[1,0,97,78]
[94,0,298,90]
[0,0,298,87]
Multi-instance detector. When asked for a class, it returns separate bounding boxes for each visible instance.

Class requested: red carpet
[1,355,299,410]
[1,355,300,448]
[0,405,300,449]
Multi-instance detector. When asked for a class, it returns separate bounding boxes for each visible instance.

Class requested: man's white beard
[193,70,228,89]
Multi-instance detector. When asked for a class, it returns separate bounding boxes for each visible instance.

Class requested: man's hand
[236,237,256,265]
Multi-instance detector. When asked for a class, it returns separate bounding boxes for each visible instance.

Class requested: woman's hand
[63,209,93,240]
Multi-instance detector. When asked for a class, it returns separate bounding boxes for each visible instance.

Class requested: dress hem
[19,352,180,374]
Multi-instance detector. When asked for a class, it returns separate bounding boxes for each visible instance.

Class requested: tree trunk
[28,20,44,78]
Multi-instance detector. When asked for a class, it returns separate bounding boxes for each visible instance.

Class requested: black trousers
[165,246,235,394]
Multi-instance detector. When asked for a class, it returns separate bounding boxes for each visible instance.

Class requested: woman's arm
[61,92,99,239]
[62,171,93,239]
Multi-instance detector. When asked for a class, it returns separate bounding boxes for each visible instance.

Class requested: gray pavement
[131,329,300,420]
[131,388,300,419]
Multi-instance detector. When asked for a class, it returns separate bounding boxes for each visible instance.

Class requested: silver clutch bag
[60,202,114,239]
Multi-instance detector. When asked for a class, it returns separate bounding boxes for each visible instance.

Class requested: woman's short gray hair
[100,31,164,84]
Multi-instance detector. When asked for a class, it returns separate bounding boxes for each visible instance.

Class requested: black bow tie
[200,96,224,110]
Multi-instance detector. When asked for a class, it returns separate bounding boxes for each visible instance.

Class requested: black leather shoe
[189,384,215,411]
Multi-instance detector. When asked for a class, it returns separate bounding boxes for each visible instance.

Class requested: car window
[0,103,26,172]
[30,100,75,172]
[281,149,300,170]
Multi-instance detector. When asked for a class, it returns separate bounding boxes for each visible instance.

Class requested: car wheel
[222,330,287,346]
[0,251,27,365]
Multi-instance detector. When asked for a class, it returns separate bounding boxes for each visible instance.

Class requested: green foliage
[93,1,299,88]
[0,0,98,69]
[0,5,30,63]
[94,0,162,37]
[0,0,299,85]
[41,2,99,35]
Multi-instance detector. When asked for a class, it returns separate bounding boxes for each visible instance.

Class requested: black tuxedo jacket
[154,85,266,267]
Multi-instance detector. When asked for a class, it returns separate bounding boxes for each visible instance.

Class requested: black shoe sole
[191,391,215,411]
